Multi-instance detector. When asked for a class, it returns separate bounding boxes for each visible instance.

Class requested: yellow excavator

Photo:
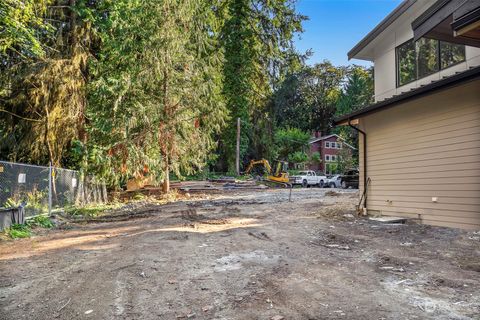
[244,159,290,184]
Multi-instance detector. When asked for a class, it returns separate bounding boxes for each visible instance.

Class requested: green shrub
[7,224,31,239]
[310,152,321,163]
[288,151,309,164]
[27,216,54,228]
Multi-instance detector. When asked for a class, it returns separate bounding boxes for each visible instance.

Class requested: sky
[294,0,402,67]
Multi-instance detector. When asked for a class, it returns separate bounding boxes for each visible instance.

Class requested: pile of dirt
[325,190,341,196]
[310,231,356,250]
[312,205,357,221]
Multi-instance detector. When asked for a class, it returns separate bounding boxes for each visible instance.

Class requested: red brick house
[308,134,355,174]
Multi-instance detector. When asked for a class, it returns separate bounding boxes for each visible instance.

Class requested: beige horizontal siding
[367,107,480,146]
[368,184,480,192]
[368,200,480,214]
[369,131,480,156]
[368,195,480,205]
[368,135,480,160]
[368,160,480,175]
[359,80,480,229]
[368,189,480,198]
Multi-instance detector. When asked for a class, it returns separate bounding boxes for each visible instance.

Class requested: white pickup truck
[291,170,327,187]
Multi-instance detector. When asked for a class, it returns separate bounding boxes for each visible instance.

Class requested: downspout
[348,119,368,210]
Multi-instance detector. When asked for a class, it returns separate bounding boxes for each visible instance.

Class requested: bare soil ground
[0,188,479,320]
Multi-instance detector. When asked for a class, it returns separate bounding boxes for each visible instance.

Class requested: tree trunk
[102,182,108,203]
[93,178,98,203]
[162,160,170,193]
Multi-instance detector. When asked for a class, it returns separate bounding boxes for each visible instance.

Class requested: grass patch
[4,216,55,239]
[7,224,32,239]
[64,203,122,218]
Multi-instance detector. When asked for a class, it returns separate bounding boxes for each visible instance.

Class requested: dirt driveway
[0,188,479,320]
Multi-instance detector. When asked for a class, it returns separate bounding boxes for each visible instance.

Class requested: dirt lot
[0,188,479,320]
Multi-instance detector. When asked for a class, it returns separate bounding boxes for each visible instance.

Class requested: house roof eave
[348,0,417,60]
[334,65,480,125]
[309,134,357,150]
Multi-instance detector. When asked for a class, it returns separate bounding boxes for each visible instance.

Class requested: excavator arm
[244,159,272,175]
[244,159,290,185]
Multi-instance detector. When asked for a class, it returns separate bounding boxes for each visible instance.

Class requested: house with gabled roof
[308,133,355,174]
[335,0,480,229]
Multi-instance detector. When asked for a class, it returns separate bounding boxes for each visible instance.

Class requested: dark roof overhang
[412,0,480,47]
[334,65,480,125]
[347,0,416,60]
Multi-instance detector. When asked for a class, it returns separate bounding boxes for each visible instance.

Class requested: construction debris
[369,216,407,224]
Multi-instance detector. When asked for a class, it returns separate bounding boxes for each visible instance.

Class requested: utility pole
[236,118,240,176]
[48,162,52,215]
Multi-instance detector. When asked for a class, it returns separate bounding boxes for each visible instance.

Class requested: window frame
[395,38,466,88]
[325,154,331,162]
[439,40,466,70]
[396,38,417,88]
[325,141,330,148]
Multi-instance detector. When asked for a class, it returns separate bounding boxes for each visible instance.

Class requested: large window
[396,38,465,87]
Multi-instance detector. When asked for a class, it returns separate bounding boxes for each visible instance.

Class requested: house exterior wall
[309,136,349,174]
[369,0,480,102]
[358,80,480,229]
[322,136,342,175]
[309,141,322,172]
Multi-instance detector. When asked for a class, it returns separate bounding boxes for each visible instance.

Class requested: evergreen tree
[0,0,51,59]
[218,0,305,171]
[0,0,93,166]
[88,0,227,190]
[336,65,374,116]
[335,65,374,153]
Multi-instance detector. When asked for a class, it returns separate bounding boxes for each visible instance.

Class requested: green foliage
[2,0,372,188]
[274,127,310,160]
[335,65,374,159]
[287,151,308,164]
[132,193,145,201]
[5,190,48,214]
[1,0,93,166]
[273,61,346,133]
[310,152,321,164]
[64,203,120,218]
[326,162,338,175]
[0,0,52,59]
[5,215,53,239]
[7,224,31,239]
[4,197,21,208]
[218,0,306,171]
[335,147,357,174]
[336,66,374,116]
[87,0,227,189]
[27,216,54,228]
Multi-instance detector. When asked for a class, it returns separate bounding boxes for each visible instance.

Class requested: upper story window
[396,38,465,87]
[325,141,342,149]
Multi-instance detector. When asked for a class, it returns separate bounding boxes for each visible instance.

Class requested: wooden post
[236,118,240,176]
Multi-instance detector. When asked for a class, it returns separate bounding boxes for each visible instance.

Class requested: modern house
[335,0,480,229]
[308,134,355,175]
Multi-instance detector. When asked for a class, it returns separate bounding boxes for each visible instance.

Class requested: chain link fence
[0,161,107,219]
